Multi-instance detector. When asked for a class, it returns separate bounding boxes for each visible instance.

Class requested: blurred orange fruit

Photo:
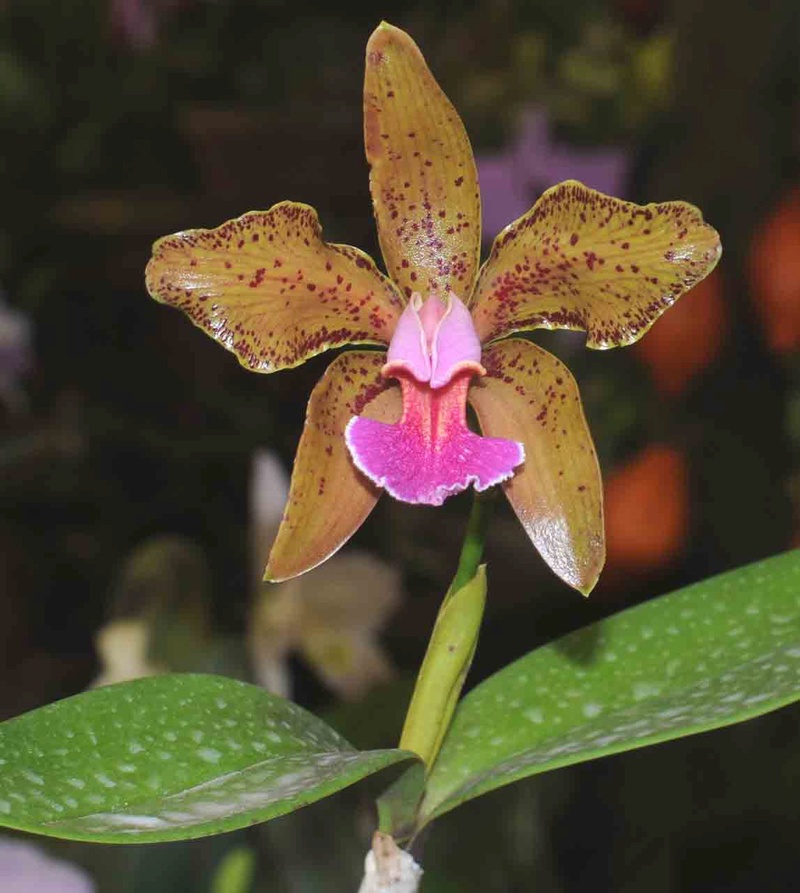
[632,267,725,397]
[604,443,689,573]
[748,185,800,355]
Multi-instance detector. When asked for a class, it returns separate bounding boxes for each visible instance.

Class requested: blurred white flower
[249,449,290,585]
[248,450,401,702]
[91,535,211,686]
[91,619,164,687]
[0,837,95,893]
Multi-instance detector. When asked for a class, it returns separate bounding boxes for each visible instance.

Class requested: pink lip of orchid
[145,22,721,594]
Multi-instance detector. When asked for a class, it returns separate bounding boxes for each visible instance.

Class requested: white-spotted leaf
[0,674,415,842]
[421,550,800,825]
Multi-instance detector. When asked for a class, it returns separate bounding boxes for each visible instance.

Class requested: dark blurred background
[0,0,798,890]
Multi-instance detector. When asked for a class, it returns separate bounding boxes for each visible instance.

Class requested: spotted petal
[471,181,722,348]
[364,23,481,300]
[265,351,401,581]
[146,203,403,373]
[468,339,604,594]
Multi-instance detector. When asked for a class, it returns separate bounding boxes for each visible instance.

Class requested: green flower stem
[398,492,493,771]
[451,489,495,594]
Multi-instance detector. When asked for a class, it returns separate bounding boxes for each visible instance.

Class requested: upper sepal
[364,23,482,300]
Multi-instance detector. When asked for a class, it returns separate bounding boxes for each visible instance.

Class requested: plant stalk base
[358,832,422,893]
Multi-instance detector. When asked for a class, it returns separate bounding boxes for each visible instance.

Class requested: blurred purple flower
[0,838,95,893]
[109,0,190,50]
[477,106,631,241]
[0,293,32,410]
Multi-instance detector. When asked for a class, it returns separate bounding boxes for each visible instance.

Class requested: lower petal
[265,350,401,581]
[468,339,605,595]
[346,371,524,506]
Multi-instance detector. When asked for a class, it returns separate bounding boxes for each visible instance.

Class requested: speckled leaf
[364,23,481,300]
[471,180,722,347]
[420,550,800,826]
[468,339,604,594]
[265,350,401,581]
[0,674,414,843]
[145,202,403,373]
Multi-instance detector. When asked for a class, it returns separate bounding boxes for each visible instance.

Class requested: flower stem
[398,490,493,771]
[451,489,495,595]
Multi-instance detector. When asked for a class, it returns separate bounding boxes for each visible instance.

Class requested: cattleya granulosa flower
[146,23,720,594]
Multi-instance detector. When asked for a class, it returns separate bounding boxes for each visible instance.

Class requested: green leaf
[421,550,800,825]
[0,674,415,843]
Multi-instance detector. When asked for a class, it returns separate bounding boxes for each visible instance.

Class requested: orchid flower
[91,619,164,688]
[0,837,95,893]
[0,291,32,412]
[250,549,400,702]
[477,105,630,240]
[146,23,720,594]
[249,450,401,702]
